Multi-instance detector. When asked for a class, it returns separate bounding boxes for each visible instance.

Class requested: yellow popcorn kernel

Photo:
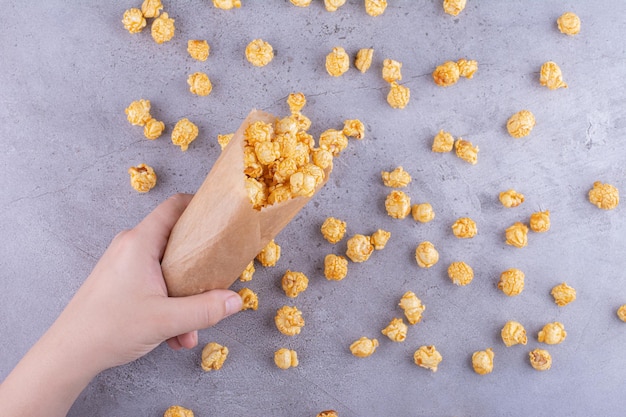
[451,217,477,239]
[244,146,263,178]
[271,158,297,184]
[143,118,165,140]
[343,119,365,139]
[382,58,403,83]
[387,82,410,109]
[291,112,312,132]
[238,288,258,311]
[213,0,241,9]
[529,348,552,371]
[164,405,194,417]
[346,234,374,263]
[281,270,309,298]
[551,282,576,307]
[128,164,157,193]
[245,39,274,67]
[245,121,274,145]
[454,138,479,165]
[355,48,374,73]
[530,210,550,233]
[312,148,334,170]
[325,0,347,12]
[507,110,536,138]
[151,12,175,44]
[239,261,255,282]
[501,321,527,347]
[370,229,391,250]
[317,411,338,417]
[217,133,234,151]
[588,181,619,210]
[617,305,626,322]
[472,348,494,375]
[275,305,305,336]
[325,46,350,77]
[187,72,213,96]
[268,184,293,206]
[287,93,306,114]
[201,342,228,371]
[276,117,298,136]
[412,203,435,223]
[324,254,348,281]
[187,40,210,61]
[122,8,146,34]
[557,12,581,36]
[415,241,439,268]
[254,141,281,165]
[447,262,474,286]
[365,0,388,17]
[381,318,408,342]
[274,348,298,370]
[399,291,425,325]
[505,222,528,248]
[540,61,567,90]
[457,59,478,78]
[171,118,198,151]
[290,0,312,7]
[385,190,411,219]
[413,345,442,372]
[498,268,525,296]
[290,164,325,197]
[433,61,460,87]
[350,337,378,357]
[296,130,315,150]
[382,166,412,188]
[443,0,466,16]
[432,130,454,153]
[141,0,163,18]
[499,189,525,208]
[125,99,151,126]
[321,217,347,244]
[319,129,349,156]
[245,172,267,199]
[291,142,312,167]
[538,322,566,345]
[257,239,281,267]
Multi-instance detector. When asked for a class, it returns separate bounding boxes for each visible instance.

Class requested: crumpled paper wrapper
[162,109,328,297]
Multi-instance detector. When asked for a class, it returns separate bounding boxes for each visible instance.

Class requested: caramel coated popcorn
[412,203,435,223]
[350,337,378,357]
[365,0,387,16]
[187,40,210,61]
[413,345,443,372]
[498,268,525,296]
[529,348,552,371]
[238,288,258,311]
[246,39,274,67]
[343,119,365,139]
[187,72,213,96]
[164,405,194,417]
[505,222,528,248]
[588,181,619,210]
[530,210,550,232]
[325,0,347,12]
[128,164,157,193]
[415,241,439,268]
[370,229,391,250]
[355,48,374,73]
[432,130,454,153]
[443,0,466,16]
[551,282,576,306]
[382,167,412,188]
[457,59,478,78]
[381,318,408,342]
[281,270,309,298]
[239,261,255,282]
[538,322,567,345]
[382,59,402,83]
[326,46,350,77]
[499,189,525,208]
[617,305,626,322]
[171,118,198,151]
[507,110,536,138]
[540,61,567,90]
[387,82,410,109]
[346,234,374,263]
[213,0,241,9]
[447,262,474,286]
[290,0,312,6]
[399,291,425,325]
[217,133,234,150]
[141,0,162,18]
[317,411,338,417]
[125,99,152,126]
[287,93,307,114]
[122,9,146,34]
[472,348,494,375]
[274,348,298,369]
[144,118,165,140]
[433,61,460,87]
[454,138,479,164]
[451,217,477,239]
[321,217,347,244]
[275,305,305,336]
[324,254,348,281]
[501,321,527,347]
[201,342,228,371]
[385,190,411,219]
[557,12,581,36]
[319,129,348,156]
[151,12,175,44]
[257,239,281,267]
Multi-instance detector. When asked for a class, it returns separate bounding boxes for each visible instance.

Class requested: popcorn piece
[346,234,374,263]
[454,139,479,164]
[187,40,210,61]
[355,48,374,73]
[443,0,466,16]
[275,306,305,336]
[505,222,528,248]
[387,82,410,109]
[141,0,163,18]
[274,348,298,370]
[501,321,527,347]
[530,210,550,232]
[245,177,268,209]
[540,61,567,90]
[507,110,536,138]
[399,291,425,325]
[246,39,274,67]
[447,262,474,286]
[412,203,435,223]
[239,261,255,282]
[122,8,146,34]
[281,270,309,298]
[151,12,175,44]
[499,189,525,208]
[365,0,388,16]
[238,288,258,311]
[128,164,157,193]
[551,282,576,306]
[557,12,581,35]
[529,348,552,371]
[255,141,281,165]
[457,59,478,78]
[382,59,402,83]
[171,118,198,151]
[320,217,347,245]
[187,72,213,96]
[325,0,347,12]
[164,405,194,417]
[317,411,338,417]
[370,229,391,250]
[350,337,378,357]
[343,119,365,139]
[381,166,412,188]
[538,322,567,345]
[385,190,411,219]
[319,129,348,156]
[617,305,626,322]
[451,217,477,239]
[498,268,525,296]
[290,164,325,197]
[257,239,281,267]
[472,348,494,375]
[125,99,151,126]
[588,181,619,210]
[312,148,334,170]
[290,0,313,6]
[381,318,408,342]
[287,92,306,114]
[291,112,312,132]
[201,342,228,371]
[144,118,165,140]
[325,46,350,77]
[213,0,241,9]
[432,130,454,153]
[415,241,439,268]
[245,120,274,145]
[413,345,443,372]
[433,61,460,87]
[324,254,348,281]
[218,133,234,150]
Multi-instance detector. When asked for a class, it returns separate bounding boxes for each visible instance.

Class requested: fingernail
[225,294,243,315]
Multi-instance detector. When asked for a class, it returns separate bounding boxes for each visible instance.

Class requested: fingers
[176,331,198,349]
[166,337,183,351]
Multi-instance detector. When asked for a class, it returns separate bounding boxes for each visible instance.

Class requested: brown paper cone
[162,109,328,297]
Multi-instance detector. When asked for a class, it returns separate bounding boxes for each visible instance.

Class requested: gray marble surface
[1,1,626,416]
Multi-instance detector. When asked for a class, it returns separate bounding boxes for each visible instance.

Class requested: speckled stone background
[1,1,626,416]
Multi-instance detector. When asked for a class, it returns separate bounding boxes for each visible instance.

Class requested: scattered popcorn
[151,12,175,44]
[588,181,619,210]
[343,119,365,139]
[399,291,425,324]
[187,40,210,61]
[238,288,258,311]
[381,167,412,188]
[538,322,567,345]
[499,189,525,208]
[290,0,312,6]
[557,12,581,35]
[141,0,163,18]
[143,118,165,140]
[325,46,350,76]
[385,190,411,219]
[432,61,460,87]
[457,59,478,78]
[275,305,305,336]
[447,262,474,286]
[454,138,479,164]
[415,241,439,268]
[507,110,536,138]
[530,210,550,232]
[218,133,234,150]
[501,321,527,347]
[540,61,567,90]
[312,148,334,170]
[412,203,435,223]
[317,411,338,417]
[239,261,255,282]
[213,0,241,9]
[387,82,410,109]
[125,99,152,126]
[122,9,146,34]
[274,348,298,369]
[171,118,198,151]
[370,229,391,250]
[346,234,374,263]
[187,72,213,96]
[287,93,306,114]
[350,337,378,357]
[451,217,477,239]
[201,342,228,371]
[128,164,157,193]
[382,59,403,83]
[381,318,408,342]
[321,217,347,244]
[551,282,576,307]
[432,130,454,153]
[529,348,552,371]
[413,345,443,372]
[324,254,349,280]
[443,0,466,16]
[164,405,194,417]
[281,270,309,298]
[472,348,494,375]
[257,239,281,267]
[355,48,374,73]
[365,0,388,16]
[319,129,348,155]
[324,0,347,12]
[246,39,274,67]
[617,305,626,322]
[504,222,528,248]
[498,268,525,296]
